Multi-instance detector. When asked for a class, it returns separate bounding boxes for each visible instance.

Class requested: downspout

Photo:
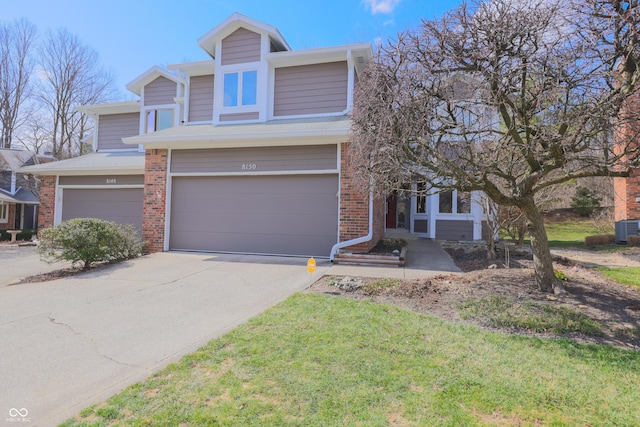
[329,190,374,261]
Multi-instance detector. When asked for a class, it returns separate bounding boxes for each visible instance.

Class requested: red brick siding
[0,203,16,230]
[143,149,168,253]
[615,91,640,221]
[38,176,56,230]
[338,142,384,252]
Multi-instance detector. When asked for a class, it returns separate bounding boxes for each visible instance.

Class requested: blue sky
[4,0,462,98]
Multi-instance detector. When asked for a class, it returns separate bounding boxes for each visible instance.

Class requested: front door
[386,195,397,228]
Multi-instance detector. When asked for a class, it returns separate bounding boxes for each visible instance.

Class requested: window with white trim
[0,202,7,223]
[145,108,174,133]
[438,190,471,214]
[416,182,427,214]
[223,70,257,107]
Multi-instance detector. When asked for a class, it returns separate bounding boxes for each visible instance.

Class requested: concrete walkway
[328,235,460,279]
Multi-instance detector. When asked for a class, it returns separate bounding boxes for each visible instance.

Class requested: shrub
[38,218,143,270]
[369,238,407,254]
[571,187,602,217]
[584,234,615,246]
[628,235,640,247]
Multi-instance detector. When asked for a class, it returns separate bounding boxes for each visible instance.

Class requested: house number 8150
[241,163,257,170]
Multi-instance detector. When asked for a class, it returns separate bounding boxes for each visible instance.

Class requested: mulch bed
[309,243,640,350]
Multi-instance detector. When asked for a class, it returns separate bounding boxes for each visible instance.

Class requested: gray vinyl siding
[436,219,474,241]
[221,28,261,65]
[219,112,259,122]
[61,188,143,233]
[97,113,140,150]
[59,175,144,186]
[171,145,337,173]
[143,76,177,106]
[274,61,348,116]
[188,75,214,122]
[170,174,338,256]
[414,219,428,233]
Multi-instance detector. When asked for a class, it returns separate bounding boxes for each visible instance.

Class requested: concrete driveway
[0,245,72,287]
[0,252,330,426]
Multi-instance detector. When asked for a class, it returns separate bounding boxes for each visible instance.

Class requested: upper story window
[439,190,471,214]
[0,202,7,223]
[145,108,174,133]
[223,71,257,107]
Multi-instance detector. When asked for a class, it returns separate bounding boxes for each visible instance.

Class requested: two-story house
[0,148,49,231]
[21,14,487,257]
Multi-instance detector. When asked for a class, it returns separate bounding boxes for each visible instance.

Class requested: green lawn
[62,293,640,427]
[598,266,640,288]
[544,219,605,247]
[504,219,608,247]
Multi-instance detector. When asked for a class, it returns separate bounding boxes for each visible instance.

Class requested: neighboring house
[20,13,486,257]
[614,91,640,242]
[0,148,51,231]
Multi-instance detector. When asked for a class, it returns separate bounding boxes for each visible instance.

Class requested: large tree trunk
[520,197,565,294]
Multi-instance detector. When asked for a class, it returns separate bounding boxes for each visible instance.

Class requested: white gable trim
[197,13,290,59]
[126,66,186,96]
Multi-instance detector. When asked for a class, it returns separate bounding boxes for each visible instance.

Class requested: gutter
[329,191,374,261]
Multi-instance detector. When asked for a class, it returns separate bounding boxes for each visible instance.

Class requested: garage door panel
[172,194,336,216]
[171,212,338,235]
[173,230,335,256]
[170,175,338,256]
[61,188,144,234]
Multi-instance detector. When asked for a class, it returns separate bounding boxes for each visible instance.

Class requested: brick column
[339,142,384,252]
[614,91,640,221]
[143,149,168,253]
[38,176,56,230]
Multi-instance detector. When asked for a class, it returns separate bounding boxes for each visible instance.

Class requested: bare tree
[351,0,640,293]
[37,28,115,158]
[0,19,37,149]
[15,112,52,155]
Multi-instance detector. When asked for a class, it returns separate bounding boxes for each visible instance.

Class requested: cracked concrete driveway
[0,251,329,426]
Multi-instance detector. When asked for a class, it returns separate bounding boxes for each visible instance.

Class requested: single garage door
[170,174,338,257]
[61,188,144,234]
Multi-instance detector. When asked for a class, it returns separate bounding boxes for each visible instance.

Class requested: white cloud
[363,0,401,15]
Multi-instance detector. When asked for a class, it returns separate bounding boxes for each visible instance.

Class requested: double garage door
[58,145,340,257]
[170,174,338,257]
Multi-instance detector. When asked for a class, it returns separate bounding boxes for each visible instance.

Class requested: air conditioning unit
[615,220,640,243]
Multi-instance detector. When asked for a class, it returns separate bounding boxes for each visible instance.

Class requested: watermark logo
[6,408,30,423]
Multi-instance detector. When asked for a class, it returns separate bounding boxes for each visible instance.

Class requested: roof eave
[123,130,349,150]
[265,43,372,71]
[18,165,144,176]
[76,100,140,116]
[167,60,216,76]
